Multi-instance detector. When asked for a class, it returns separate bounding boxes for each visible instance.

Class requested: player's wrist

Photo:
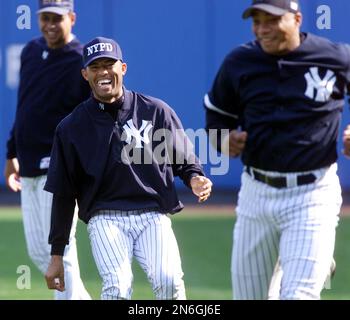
[50,244,66,256]
[51,255,63,263]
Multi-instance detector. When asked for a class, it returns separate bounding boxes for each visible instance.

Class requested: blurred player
[4,0,91,299]
[205,0,350,299]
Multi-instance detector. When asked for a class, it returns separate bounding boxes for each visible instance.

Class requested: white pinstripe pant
[232,164,341,300]
[20,176,90,300]
[87,210,186,300]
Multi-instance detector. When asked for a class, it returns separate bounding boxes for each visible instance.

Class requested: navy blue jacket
[45,90,204,255]
[205,33,350,172]
[6,36,91,177]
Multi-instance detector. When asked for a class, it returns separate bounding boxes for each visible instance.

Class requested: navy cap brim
[84,54,121,68]
[242,4,288,19]
[37,7,70,15]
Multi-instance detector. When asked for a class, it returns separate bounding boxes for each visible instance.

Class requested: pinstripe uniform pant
[232,163,341,300]
[87,210,186,300]
[267,257,335,299]
[20,176,90,300]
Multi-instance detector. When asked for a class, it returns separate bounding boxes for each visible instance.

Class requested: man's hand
[343,125,350,158]
[3,159,21,192]
[45,255,65,292]
[221,130,248,158]
[190,176,213,203]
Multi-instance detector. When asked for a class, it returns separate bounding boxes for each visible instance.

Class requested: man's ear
[295,12,302,27]
[81,68,88,81]
[122,63,127,76]
[69,12,76,27]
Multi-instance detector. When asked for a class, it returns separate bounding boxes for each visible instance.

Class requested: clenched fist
[190,176,213,203]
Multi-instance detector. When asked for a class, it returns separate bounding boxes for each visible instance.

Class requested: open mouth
[47,31,59,39]
[259,37,278,46]
[261,38,274,43]
[97,79,113,90]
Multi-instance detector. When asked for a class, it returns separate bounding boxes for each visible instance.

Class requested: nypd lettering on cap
[87,43,114,56]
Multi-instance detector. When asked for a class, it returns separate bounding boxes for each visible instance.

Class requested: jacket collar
[86,87,132,122]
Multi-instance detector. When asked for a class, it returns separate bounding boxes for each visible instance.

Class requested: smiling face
[81,58,127,103]
[252,10,302,55]
[39,12,76,49]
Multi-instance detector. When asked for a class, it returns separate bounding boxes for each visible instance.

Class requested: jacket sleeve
[44,128,78,197]
[44,127,77,255]
[49,194,76,256]
[204,55,241,152]
[6,126,16,159]
[6,44,30,160]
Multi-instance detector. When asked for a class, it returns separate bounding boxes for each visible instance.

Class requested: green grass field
[0,207,349,300]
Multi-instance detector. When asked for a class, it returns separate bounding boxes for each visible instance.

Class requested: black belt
[245,167,316,189]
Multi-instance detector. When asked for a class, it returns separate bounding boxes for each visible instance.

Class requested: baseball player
[44,37,213,300]
[205,0,350,299]
[3,0,91,299]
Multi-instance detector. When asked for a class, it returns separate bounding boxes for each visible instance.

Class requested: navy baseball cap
[37,0,74,15]
[242,0,299,19]
[83,37,123,68]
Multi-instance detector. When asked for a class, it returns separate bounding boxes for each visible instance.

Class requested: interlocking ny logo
[304,67,336,102]
[123,119,153,149]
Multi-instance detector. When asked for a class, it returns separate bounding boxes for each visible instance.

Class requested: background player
[205,0,350,299]
[3,0,91,299]
[44,37,213,300]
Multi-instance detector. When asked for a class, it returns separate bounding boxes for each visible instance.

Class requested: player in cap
[44,37,212,300]
[205,0,350,299]
[36,0,76,50]
[4,0,91,299]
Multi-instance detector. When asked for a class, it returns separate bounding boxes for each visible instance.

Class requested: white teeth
[98,80,112,86]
